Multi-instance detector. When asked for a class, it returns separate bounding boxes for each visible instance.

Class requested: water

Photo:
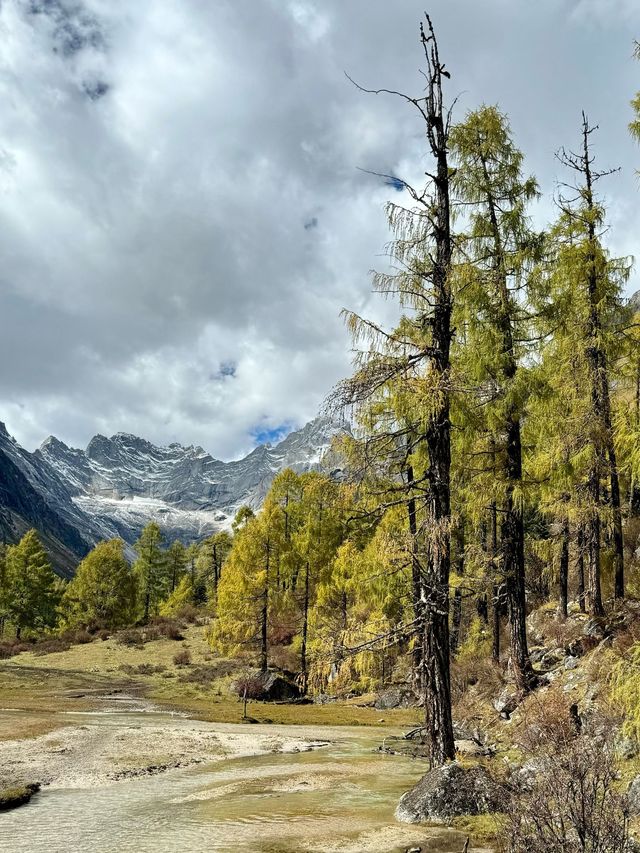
[0,711,474,853]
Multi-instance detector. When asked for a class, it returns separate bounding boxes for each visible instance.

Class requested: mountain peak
[40,435,70,453]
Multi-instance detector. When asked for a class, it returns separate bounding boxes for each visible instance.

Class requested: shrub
[116,629,145,647]
[32,638,71,656]
[175,604,199,624]
[0,641,31,659]
[72,629,93,645]
[120,663,166,675]
[146,617,184,641]
[498,704,629,853]
[178,665,218,685]
[173,649,191,667]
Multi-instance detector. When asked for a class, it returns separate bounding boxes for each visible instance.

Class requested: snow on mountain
[0,415,350,574]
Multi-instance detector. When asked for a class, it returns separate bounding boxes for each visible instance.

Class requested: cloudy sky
[0,0,639,460]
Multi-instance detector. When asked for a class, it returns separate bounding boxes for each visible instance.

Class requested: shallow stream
[0,710,477,853]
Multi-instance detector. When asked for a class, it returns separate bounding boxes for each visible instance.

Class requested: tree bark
[417,17,455,765]
[300,560,310,693]
[558,519,569,620]
[576,527,586,613]
[581,114,621,608]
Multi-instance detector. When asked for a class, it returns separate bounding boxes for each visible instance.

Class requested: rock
[564,655,579,670]
[616,735,638,761]
[493,688,518,719]
[526,610,548,645]
[628,775,640,816]
[583,618,606,640]
[528,645,549,664]
[395,761,504,824]
[454,739,486,757]
[239,670,301,702]
[453,722,488,746]
[565,638,587,658]
[255,671,300,702]
[374,686,418,710]
[540,648,565,669]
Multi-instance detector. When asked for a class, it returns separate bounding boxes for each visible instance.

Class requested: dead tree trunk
[418,16,456,765]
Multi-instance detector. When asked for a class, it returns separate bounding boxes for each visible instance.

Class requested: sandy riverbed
[0,694,329,790]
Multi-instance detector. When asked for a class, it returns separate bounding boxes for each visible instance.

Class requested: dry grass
[0,622,421,730]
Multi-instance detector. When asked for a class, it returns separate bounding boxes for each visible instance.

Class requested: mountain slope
[0,425,94,577]
[0,416,349,575]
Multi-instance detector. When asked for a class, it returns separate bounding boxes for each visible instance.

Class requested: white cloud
[0,0,638,457]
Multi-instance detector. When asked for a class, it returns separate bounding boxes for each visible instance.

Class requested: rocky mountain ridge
[0,416,349,576]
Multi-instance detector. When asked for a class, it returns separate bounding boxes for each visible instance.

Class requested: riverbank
[0,697,331,790]
[0,703,492,853]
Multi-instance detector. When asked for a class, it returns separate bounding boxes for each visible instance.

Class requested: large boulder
[627,775,640,816]
[374,686,418,710]
[493,688,519,719]
[237,670,301,702]
[395,761,504,824]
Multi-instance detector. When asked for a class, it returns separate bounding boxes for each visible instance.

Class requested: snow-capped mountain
[0,416,349,575]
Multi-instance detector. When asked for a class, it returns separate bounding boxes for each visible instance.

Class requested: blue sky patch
[251,422,293,446]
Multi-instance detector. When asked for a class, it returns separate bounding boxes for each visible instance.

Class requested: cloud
[0,0,639,458]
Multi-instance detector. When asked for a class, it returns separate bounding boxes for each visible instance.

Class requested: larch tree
[6,530,59,638]
[449,105,541,690]
[213,499,285,671]
[133,522,167,622]
[291,473,351,690]
[166,540,187,595]
[539,116,629,614]
[62,539,136,629]
[337,15,456,764]
[0,544,9,636]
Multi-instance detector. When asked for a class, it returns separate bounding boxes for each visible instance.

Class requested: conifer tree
[292,473,350,689]
[6,530,59,637]
[534,116,629,614]
[213,500,285,671]
[133,522,166,622]
[166,540,187,594]
[449,105,540,690]
[198,531,232,600]
[62,539,136,629]
[0,544,9,637]
[337,15,457,763]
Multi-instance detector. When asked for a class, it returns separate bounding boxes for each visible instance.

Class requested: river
[0,709,482,853]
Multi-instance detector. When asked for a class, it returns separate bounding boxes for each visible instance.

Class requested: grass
[450,813,505,844]
[0,623,422,730]
[0,783,40,811]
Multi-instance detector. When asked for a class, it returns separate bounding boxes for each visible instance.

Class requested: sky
[0,0,639,460]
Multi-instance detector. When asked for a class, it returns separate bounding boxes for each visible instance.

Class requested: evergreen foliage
[4,530,59,638]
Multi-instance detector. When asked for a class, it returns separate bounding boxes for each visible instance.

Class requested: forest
[2,15,640,851]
